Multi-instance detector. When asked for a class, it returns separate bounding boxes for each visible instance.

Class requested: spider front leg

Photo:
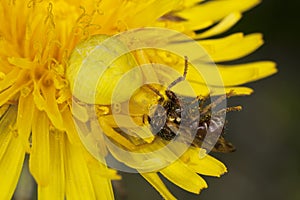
[145,84,165,103]
[98,116,137,150]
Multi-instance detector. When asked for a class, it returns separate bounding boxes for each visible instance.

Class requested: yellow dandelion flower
[0,0,277,200]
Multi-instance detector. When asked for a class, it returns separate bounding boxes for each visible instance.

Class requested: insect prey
[146,56,237,153]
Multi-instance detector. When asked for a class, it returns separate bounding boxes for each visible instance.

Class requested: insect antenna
[167,56,189,90]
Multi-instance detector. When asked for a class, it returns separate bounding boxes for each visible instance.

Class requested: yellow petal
[61,108,81,145]
[179,18,214,31]
[170,78,251,97]
[64,140,96,200]
[0,137,25,200]
[219,61,277,86]
[0,70,30,106]
[184,61,276,92]
[0,36,18,59]
[85,153,118,200]
[0,105,15,160]
[199,33,245,56]
[17,92,34,153]
[160,160,207,194]
[183,148,227,177]
[29,109,50,186]
[177,0,260,30]
[181,0,204,8]
[107,138,182,172]
[88,170,115,200]
[225,87,253,95]
[195,12,242,39]
[130,0,181,27]
[40,81,64,130]
[84,148,121,180]
[0,106,25,200]
[38,131,65,200]
[186,84,254,96]
[8,57,34,70]
[0,68,20,91]
[141,172,176,200]
[207,33,264,62]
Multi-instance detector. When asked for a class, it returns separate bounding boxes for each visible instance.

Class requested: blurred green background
[14,1,300,200]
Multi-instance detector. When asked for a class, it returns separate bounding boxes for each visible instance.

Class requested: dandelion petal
[160,160,207,194]
[141,172,176,200]
[0,106,25,199]
[29,110,50,186]
[38,132,65,200]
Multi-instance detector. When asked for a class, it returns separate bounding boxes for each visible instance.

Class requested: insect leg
[200,90,235,115]
[167,56,189,90]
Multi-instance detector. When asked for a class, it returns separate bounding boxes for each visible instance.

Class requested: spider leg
[145,84,165,102]
[98,116,137,150]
